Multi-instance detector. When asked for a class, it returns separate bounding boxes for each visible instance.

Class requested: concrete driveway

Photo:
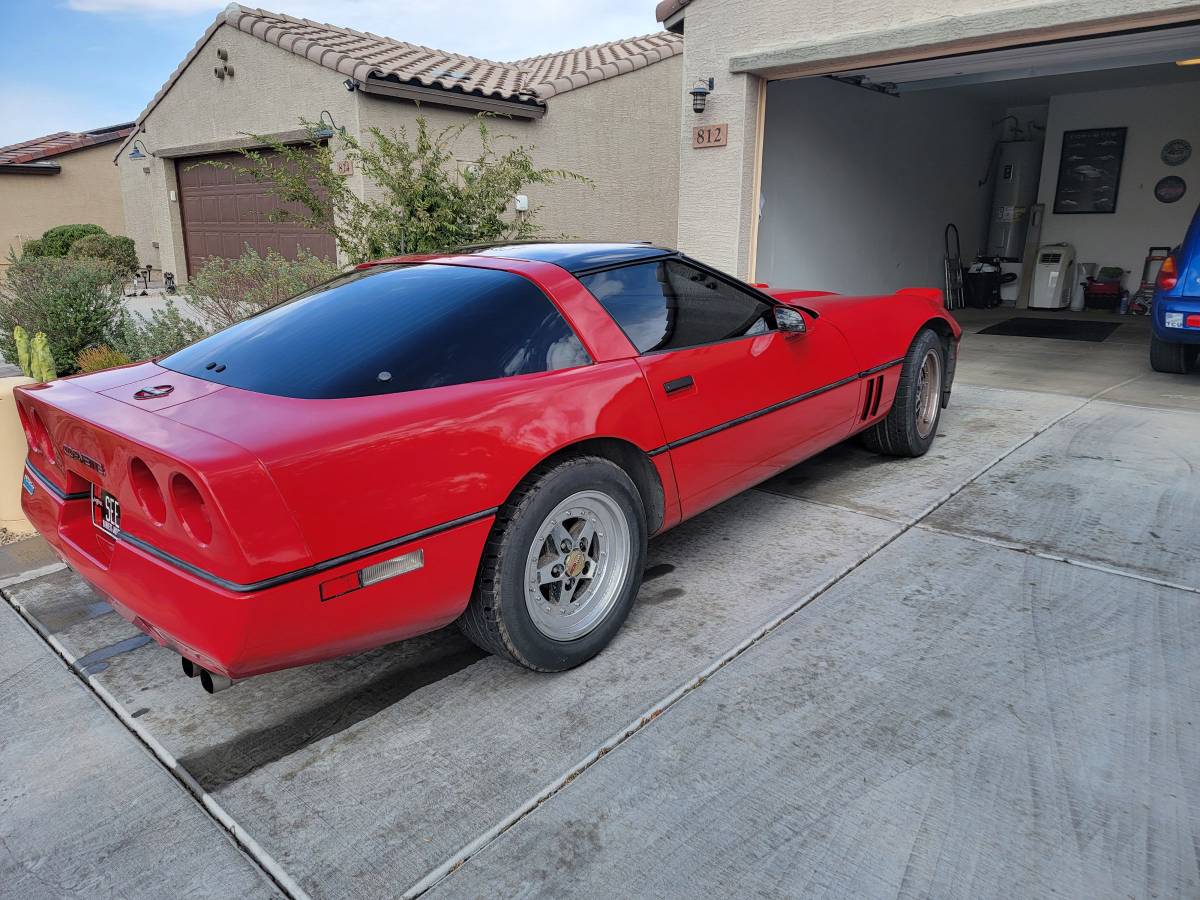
[3,309,1198,898]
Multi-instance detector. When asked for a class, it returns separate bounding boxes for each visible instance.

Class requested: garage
[752,24,1200,339]
[175,148,336,276]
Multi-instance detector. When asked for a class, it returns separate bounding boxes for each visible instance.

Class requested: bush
[39,224,107,257]
[77,345,132,373]
[184,245,341,330]
[69,233,138,279]
[20,239,45,258]
[108,299,207,361]
[0,256,125,375]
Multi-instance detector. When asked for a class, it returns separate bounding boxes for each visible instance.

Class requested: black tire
[1150,335,1195,374]
[862,328,945,458]
[458,456,647,672]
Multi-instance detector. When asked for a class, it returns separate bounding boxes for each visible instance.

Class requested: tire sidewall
[495,459,646,671]
[901,329,945,455]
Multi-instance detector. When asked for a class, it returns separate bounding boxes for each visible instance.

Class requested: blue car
[1152,203,1200,373]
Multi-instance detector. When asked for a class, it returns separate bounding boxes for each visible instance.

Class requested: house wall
[670,0,1200,278]
[1,143,126,272]
[118,24,360,279]
[754,77,997,295]
[1036,80,1200,284]
[357,53,682,248]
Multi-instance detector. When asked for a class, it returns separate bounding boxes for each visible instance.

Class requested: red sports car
[18,243,960,691]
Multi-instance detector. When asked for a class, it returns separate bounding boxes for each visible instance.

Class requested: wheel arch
[517,437,666,535]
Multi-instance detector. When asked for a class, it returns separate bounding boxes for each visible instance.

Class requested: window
[161,264,589,399]
[580,260,772,354]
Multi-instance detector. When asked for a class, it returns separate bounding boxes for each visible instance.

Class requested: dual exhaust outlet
[181,656,235,694]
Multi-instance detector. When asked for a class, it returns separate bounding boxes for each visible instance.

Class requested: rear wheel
[862,328,945,457]
[1150,335,1196,374]
[458,456,646,671]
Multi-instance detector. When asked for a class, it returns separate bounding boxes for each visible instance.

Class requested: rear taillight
[28,409,57,464]
[170,473,212,545]
[1157,255,1179,291]
[129,457,166,524]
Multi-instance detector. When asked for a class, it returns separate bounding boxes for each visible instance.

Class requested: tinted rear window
[161,264,589,399]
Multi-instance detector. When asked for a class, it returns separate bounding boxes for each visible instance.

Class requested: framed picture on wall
[1053,127,1126,214]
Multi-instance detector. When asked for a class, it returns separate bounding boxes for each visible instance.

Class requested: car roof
[454,242,675,274]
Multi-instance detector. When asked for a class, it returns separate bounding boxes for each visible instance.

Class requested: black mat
[977,317,1121,342]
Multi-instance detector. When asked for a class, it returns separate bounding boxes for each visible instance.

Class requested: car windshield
[161,264,589,399]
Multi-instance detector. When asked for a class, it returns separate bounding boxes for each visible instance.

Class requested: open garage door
[177,148,336,277]
[753,22,1200,308]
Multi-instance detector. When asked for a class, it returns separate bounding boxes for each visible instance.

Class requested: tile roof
[222,6,682,102]
[0,123,135,168]
[117,4,682,156]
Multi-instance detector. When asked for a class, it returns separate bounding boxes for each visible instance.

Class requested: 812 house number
[692,123,728,149]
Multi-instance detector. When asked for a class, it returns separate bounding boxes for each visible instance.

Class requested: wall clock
[1162,139,1191,167]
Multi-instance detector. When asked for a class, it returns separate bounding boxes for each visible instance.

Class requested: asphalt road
[3,311,1199,898]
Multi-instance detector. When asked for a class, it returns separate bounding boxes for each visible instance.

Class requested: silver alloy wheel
[523,489,632,642]
[914,347,943,440]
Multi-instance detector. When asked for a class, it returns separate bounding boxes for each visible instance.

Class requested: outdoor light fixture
[128,140,150,160]
[689,77,714,113]
[314,110,342,139]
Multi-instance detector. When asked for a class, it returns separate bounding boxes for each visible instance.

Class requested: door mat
[977,317,1122,342]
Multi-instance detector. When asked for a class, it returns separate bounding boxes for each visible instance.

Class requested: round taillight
[129,457,166,524]
[29,409,56,464]
[16,403,34,447]
[171,473,212,545]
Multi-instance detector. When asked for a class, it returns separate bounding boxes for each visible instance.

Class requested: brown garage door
[177,149,337,276]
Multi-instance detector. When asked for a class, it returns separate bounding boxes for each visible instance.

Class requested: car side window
[580,260,772,354]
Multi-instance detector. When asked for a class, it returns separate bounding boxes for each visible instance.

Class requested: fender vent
[861,375,884,420]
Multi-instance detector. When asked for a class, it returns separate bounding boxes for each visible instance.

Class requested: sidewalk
[0,598,280,899]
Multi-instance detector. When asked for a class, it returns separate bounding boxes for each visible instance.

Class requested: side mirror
[775,307,806,334]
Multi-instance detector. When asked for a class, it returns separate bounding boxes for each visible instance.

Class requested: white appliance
[999,261,1023,306]
[1029,243,1076,309]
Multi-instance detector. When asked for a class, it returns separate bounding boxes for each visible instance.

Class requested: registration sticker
[22,473,34,496]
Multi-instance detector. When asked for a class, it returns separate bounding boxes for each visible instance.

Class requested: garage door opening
[176,148,337,277]
[754,24,1200,319]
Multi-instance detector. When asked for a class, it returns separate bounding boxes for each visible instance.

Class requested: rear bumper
[1152,294,1200,344]
[22,461,493,679]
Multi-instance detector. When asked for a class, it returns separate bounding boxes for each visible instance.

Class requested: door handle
[663,375,694,395]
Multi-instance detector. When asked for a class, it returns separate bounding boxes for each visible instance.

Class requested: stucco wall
[118,23,360,279]
[1,143,126,271]
[755,77,998,295]
[671,0,1200,277]
[357,53,682,248]
[1036,80,1200,284]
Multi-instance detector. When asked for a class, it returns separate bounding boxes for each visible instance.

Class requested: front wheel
[458,456,647,671]
[1149,335,1197,374]
[862,328,945,457]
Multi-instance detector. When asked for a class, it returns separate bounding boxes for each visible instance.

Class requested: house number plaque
[692,123,728,149]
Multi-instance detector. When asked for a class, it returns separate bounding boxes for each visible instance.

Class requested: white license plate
[91,485,121,537]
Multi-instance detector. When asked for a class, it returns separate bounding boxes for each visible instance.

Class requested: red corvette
[18,243,959,690]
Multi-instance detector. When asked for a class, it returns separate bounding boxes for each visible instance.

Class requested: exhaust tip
[181,657,199,678]
[199,668,234,694]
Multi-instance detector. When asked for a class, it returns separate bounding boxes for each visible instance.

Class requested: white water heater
[1029,244,1076,309]
[986,140,1043,260]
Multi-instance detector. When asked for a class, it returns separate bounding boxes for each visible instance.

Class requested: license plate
[91,485,121,537]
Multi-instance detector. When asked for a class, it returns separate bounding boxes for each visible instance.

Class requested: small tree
[183,246,341,330]
[217,114,589,263]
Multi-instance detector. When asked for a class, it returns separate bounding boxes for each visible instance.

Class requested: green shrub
[0,256,125,375]
[12,326,30,377]
[108,299,207,361]
[184,245,341,330]
[68,233,138,279]
[39,224,107,257]
[20,239,45,259]
[77,345,133,373]
[29,332,56,382]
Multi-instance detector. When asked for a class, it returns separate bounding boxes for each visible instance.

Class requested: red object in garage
[17,244,960,685]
